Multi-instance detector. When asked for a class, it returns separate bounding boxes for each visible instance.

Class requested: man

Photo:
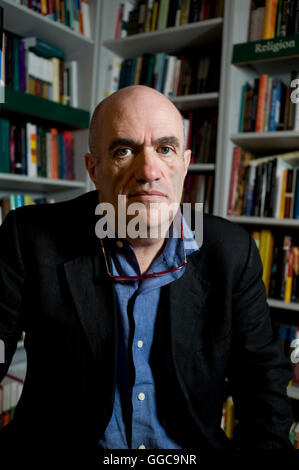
[0,86,294,461]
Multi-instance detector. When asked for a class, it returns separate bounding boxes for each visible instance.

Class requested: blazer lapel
[63,252,117,367]
[169,250,211,366]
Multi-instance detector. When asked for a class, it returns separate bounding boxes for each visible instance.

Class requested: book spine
[255,74,268,132]
[227,146,241,216]
[263,0,279,39]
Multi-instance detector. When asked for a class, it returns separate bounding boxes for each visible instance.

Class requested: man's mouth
[128,191,167,199]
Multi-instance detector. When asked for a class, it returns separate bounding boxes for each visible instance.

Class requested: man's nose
[133,148,162,183]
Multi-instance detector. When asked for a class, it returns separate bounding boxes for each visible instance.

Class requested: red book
[227,146,241,216]
[114,5,123,39]
[255,74,268,132]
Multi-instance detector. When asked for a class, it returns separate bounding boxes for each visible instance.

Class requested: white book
[163,55,177,97]
[28,52,35,78]
[51,58,60,103]
[196,175,206,203]
[104,57,121,98]
[183,118,190,146]
[81,1,91,39]
[173,57,181,97]
[66,60,78,107]
[274,159,293,218]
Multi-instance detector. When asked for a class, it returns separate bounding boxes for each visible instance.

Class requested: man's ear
[85,153,98,185]
[183,149,191,177]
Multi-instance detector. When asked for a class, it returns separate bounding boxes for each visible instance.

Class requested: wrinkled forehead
[99,96,185,144]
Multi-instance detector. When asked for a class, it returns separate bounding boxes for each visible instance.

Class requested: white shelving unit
[171,92,219,111]
[231,131,299,153]
[268,299,299,312]
[227,216,299,228]
[102,17,223,57]
[220,0,299,317]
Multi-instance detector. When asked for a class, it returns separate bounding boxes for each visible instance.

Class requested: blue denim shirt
[99,215,199,449]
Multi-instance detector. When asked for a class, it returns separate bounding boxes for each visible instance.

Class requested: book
[22,37,65,60]
[255,74,268,132]
[263,0,279,39]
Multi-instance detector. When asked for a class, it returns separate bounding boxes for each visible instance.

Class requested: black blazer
[0,190,294,461]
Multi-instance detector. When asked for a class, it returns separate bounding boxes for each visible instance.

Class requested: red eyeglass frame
[99,216,187,281]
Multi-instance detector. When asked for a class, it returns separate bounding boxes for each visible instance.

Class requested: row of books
[183,112,217,164]
[0,118,75,180]
[4,32,78,107]
[227,148,299,219]
[248,0,299,42]
[239,72,299,133]
[107,50,219,98]
[0,195,54,224]
[182,173,214,213]
[252,229,299,300]
[114,0,225,38]
[10,0,91,38]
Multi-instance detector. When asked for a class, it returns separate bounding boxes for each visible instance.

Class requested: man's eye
[114,148,132,158]
[158,146,173,155]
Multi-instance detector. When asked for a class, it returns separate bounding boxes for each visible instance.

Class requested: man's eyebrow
[153,136,180,147]
[108,136,181,151]
[108,138,137,151]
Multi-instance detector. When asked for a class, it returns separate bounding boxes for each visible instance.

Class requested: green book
[238,83,247,133]
[0,119,10,173]
[157,0,170,30]
[146,55,156,86]
[22,37,65,60]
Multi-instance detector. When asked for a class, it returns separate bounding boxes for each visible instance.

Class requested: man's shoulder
[189,213,253,277]
[202,212,250,248]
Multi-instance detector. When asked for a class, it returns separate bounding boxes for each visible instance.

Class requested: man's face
[86,90,191,238]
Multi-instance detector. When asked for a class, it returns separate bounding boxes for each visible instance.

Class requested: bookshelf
[231,130,299,152]
[0,0,102,203]
[171,92,219,111]
[220,1,299,428]
[102,17,223,57]
[2,88,90,128]
[96,0,231,215]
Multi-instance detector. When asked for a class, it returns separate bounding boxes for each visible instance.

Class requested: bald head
[88,85,184,158]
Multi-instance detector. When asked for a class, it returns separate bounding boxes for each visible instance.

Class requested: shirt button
[138,444,146,449]
[137,340,143,348]
[138,392,145,401]
[116,240,123,248]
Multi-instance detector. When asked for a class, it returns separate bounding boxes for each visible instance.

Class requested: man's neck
[127,237,166,275]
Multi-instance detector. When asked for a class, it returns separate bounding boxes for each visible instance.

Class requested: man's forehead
[105,106,184,135]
